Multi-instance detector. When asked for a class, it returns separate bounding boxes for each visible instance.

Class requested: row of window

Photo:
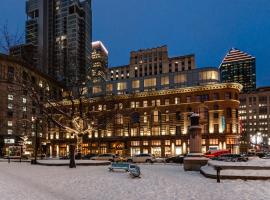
[92,93,237,111]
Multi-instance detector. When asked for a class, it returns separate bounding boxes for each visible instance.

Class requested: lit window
[174,74,187,83]
[119,103,123,110]
[199,71,218,81]
[23,107,27,112]
[143,101,148,107]
[8,103,13,109]
[175,140,181,145]
[93,86,102,94]
[175,97,180,104]
[143,141,148,146]
[165,99,170,105]
[132,80,140,88]
[144,78,156,87]
[7,129,13,135]
[131,101,135,108]
[8,121,13,127]
[8,95,13,100]
[116,114,123,124]
[161,76,169,85]
[152,140,161,145]
[98,105,102,111]
[39,81,43,87]
[156,99,161,106]
[23,98,27,103]
[153,111,159,123]
[131,141,140,146]
[106,84,113,92]
[152,127,160,136]
[116,82,127,90]
[143,112,148,123]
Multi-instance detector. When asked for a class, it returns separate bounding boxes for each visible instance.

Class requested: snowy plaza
[0,161,270,200]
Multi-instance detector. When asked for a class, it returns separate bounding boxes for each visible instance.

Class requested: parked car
[256,152,267,158]
[127,154,156,163]
[261,154,270,159]
[205,150,230,159]
[82,154,97,160]
[155,157,166,163]
[91,154,120,162]
[216,154,248,162]
[165,155,184,164]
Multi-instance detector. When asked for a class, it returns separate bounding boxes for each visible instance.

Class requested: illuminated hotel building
[47,46,242,157]
[220,48,256,93]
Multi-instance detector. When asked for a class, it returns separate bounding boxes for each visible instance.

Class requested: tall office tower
[220,48,256,93]
[91,41,108,83]
[25,0,92,86]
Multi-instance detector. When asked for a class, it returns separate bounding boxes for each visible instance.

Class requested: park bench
[108,163,141,178]
[108,163,130,172]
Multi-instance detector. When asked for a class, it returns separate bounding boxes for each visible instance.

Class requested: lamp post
[250,132,263,151]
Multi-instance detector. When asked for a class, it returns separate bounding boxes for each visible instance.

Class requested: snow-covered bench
[108,163,141,178]
[108,163,130,171]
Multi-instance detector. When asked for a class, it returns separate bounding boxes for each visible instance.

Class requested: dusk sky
[1,0,270,86]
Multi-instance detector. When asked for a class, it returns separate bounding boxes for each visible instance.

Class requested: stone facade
[47,83,242,157]
[0,54,63,156]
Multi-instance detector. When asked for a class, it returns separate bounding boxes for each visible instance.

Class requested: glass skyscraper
[25,0,92,86]
[220,48,256,93]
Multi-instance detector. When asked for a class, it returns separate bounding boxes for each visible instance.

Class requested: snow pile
[0,162,270,200]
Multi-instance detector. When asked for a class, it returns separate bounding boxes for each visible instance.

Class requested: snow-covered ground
[0,162,270,200]
[37,159,109,164]
[209,157,270,167]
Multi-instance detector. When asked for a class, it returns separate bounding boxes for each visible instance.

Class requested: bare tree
[0,21,23,53]
[11,69,93,167]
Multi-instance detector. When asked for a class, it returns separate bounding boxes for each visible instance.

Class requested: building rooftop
[92,41,108,55]
[221,48,255,64]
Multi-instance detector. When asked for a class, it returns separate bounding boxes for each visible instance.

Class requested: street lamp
[250,132,263,151]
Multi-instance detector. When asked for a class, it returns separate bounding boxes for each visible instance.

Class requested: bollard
[215,166,222,183]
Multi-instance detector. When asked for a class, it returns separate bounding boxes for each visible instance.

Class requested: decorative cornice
[48,83,242,106]
[95,83,243,101]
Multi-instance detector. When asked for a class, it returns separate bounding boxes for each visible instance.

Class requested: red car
[204,150,230,158]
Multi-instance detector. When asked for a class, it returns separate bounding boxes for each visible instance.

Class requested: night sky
[1,0,270,86]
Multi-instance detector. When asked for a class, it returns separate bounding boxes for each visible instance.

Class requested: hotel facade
[46,46,242,157]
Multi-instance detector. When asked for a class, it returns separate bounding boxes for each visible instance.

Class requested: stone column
[189,113,202,154]
[189,126,202,153]
[184,113,208,171]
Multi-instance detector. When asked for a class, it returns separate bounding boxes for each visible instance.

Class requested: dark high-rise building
[25,0,92,86]
[220,48,256,93]
[9,43,35,66]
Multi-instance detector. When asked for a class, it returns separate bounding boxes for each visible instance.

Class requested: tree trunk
[77,136,83,159]
[69,144,76,168]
